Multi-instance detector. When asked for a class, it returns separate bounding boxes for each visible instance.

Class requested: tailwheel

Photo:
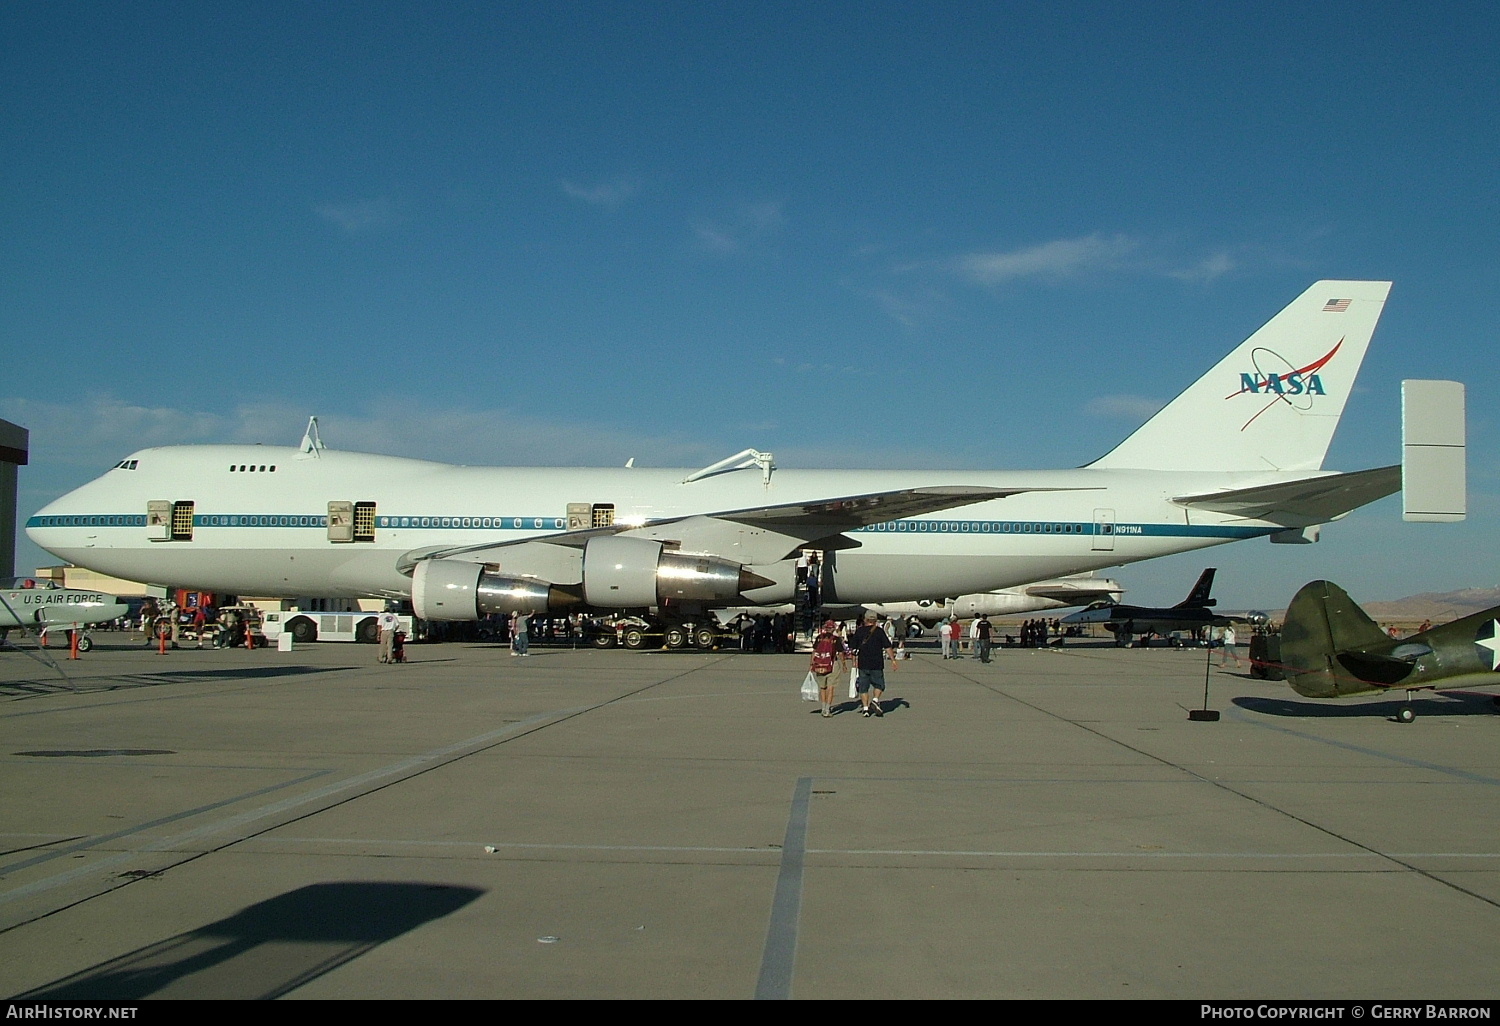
[1396,704,1416,724]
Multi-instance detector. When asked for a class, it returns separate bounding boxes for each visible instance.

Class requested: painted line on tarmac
[252,836,1500,860]
[0,770,332,880]
[0,707,582,917]
[754,776,811,1001]
[0,659,731,931]
[1225,706,1500,786]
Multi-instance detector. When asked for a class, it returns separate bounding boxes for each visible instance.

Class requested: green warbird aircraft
[1278,580,1500,722]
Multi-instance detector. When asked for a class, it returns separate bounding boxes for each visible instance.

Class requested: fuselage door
[328,501,354,542]
[147,500,172,541]
[1092,508,1116,551]
[148,500,193,541]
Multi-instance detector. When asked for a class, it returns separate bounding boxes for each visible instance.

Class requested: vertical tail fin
[1173,568,1216,609]
[1279,580,1393,697]
[1087,281,1391,472]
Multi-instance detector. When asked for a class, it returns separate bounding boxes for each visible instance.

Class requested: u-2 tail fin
[1087,280,1391,473]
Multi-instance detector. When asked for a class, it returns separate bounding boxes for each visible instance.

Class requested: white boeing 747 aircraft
[29,281,1399,630]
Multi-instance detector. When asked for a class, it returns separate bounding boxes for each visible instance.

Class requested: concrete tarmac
[1,635,1498,1000]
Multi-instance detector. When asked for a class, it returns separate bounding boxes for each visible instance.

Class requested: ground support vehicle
[260,610,414,645]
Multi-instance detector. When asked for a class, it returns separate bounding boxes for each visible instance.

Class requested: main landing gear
[1394,692,1416,723]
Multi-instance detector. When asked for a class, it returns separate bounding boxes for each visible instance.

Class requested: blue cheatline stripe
[26,513,1279,541]
[755,776,811,1001]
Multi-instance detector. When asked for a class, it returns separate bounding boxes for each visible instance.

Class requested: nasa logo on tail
[1228,338,1343,431]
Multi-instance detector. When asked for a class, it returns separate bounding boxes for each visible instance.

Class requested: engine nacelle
[412,559,580,621]
[413,541,774,621]
[581,535,771,608]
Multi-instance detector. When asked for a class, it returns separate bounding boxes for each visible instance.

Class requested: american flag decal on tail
[1323,298,1351,312]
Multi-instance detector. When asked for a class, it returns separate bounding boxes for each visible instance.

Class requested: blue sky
[3,1,1495,608]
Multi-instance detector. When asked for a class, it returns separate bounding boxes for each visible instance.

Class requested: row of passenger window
[32,515,147,527]
[864,520,1090,534]
[36,514,1099,535]
[376,516,569,530]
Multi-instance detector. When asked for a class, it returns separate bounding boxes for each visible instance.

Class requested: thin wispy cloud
[0,394,719,475]
[561,178,638,207]
[1169,250,1236,282]
[1085,394,1165,421]
[848,284,951,329]
[692,200,786,254]
[958,234,1137,285]
[0,396,224,465]
[314,198,397,232]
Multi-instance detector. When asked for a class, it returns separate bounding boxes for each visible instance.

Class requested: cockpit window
[112,460,139,470]
[3,577,58,590]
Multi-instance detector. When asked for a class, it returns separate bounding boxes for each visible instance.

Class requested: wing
[1173,466,1400,523]
[400,484,1082,571]
[705,484,1051,530]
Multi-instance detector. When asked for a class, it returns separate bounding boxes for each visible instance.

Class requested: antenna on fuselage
[299,416,325,458]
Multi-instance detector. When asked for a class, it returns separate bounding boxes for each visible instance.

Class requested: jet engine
[411,559,583,621]
[411,537,775,621]
[581,535,771,607]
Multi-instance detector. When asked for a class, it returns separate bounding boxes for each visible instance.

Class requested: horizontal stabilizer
[1173,466,1399,524]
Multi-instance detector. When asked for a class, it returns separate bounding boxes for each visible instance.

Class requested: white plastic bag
[801,671,818,701]
[848,668,859,698]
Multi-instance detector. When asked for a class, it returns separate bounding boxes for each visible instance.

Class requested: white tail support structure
[1402,380,1466,522]
[683,448,775,486]
[1089,280,1392,473]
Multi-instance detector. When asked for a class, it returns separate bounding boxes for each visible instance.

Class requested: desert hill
[1267,586,1500,626]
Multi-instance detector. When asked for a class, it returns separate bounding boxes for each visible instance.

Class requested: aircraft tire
[693,627,717,649]
[621,627,648,650]
[1396,706,1415,724]
[664,627,688,649]
[592,632,616,649]
[76,634,93,652]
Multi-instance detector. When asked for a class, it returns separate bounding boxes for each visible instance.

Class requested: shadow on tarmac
[18,881,485,1000]
[1233,691,1500,720]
